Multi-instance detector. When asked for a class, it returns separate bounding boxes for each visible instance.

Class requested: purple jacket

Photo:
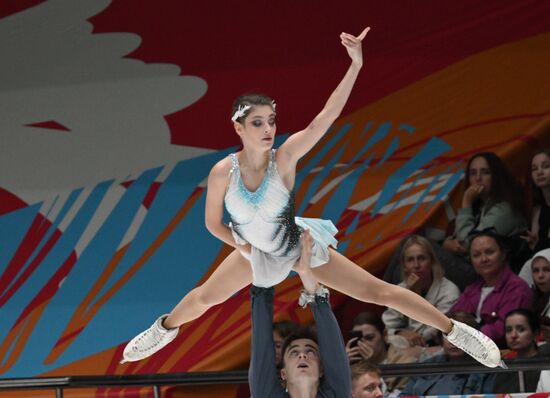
[450,266,533,347]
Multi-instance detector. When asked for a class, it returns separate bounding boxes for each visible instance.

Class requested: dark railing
[1,359,549,397]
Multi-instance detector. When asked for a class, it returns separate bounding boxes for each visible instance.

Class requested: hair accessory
[231,104,251,122]
[271,100,277,111]
[298,285,329,308]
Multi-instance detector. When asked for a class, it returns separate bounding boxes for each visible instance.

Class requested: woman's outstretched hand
[340,27,370,67]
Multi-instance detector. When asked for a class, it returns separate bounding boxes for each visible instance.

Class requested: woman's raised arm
[279,27,370,166]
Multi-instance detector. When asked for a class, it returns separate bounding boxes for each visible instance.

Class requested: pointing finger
[357,27,370,40]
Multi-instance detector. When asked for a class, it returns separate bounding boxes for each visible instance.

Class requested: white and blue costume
[224,149,338,287]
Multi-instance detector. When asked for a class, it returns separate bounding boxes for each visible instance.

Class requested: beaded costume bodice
[224,150,300,256]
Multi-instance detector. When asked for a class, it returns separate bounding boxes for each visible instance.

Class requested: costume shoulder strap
[269,148,277,167]
[229,153,239,175]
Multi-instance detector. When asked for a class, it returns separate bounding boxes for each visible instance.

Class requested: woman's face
[531,152,550,189]
[235,105,276,150]
[470,236,505,281]
[532,257,550,293]
[505,314,536,356]
[403,243,432,281]
[468,156,492,195]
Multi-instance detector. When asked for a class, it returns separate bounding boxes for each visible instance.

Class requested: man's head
[349,312,388,364]
[351,361,383,398]
[280,326,322,387]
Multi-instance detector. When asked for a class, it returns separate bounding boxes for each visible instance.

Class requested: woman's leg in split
[121,250,253,362]
[164,249,253,328]
[311,248,453,333]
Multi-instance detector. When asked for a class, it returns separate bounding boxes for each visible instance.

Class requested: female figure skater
[121,27,502,368]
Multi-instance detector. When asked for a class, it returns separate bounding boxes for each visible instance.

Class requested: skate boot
[446,319,505,368]
[120,315,178,363]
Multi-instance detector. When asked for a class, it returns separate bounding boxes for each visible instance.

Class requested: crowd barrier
[1,358,549,397]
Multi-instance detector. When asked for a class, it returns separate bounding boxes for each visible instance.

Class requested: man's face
[280,338,321,384]
[352,371,383,398]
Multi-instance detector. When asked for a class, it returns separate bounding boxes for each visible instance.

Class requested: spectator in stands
[490,309,541,393]
[383,235,460,347]
[522,149,550,254]
[524,249,550,356]
[450,230,533,346]
[531,250,550,319]
[273,320,299,368]
[443,152,526,254]
[345,311,416,394]
[385,152,526,290]
[400,312,492,396]
[519,149,550,285]
[351,361,384,398]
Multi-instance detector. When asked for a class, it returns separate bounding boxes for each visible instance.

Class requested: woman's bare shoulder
[209,155,234,181]
[274,146,295,175]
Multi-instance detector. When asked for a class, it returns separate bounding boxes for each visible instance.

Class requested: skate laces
[448,320,506,368]
[133,319,170,353]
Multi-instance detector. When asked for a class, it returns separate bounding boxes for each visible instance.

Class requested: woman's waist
[233,222,300,253]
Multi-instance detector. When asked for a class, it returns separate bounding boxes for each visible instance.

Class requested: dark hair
[505,308,540,335]
[436,312,479,342]
[351,361,381,383]
[468,229,508,260]
[449,312,479,330]
[280,326,318,367]
[352,312,385,334]
[273,320,299,339]
[464,152,525,216]
[527,149,550,213]
[231,93,275,123]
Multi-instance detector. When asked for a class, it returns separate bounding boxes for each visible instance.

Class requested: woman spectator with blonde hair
[383,235,460,347]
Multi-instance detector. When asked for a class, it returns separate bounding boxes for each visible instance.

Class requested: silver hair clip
[231,104,251,122]
[271,100,277,111]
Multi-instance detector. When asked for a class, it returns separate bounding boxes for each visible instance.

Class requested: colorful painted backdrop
[1,0,549,397]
